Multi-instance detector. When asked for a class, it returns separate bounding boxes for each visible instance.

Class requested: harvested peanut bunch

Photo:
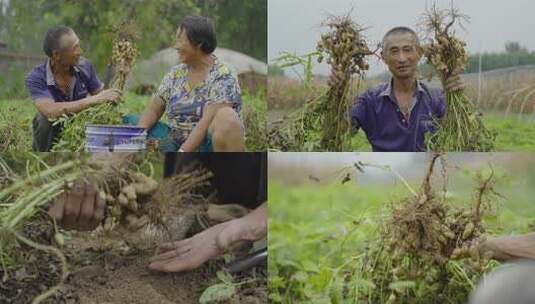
[422,5,494,151]
[99,171,159,233]
[111,36,138,91]
[315,14,373,151]
[356,154,501,303]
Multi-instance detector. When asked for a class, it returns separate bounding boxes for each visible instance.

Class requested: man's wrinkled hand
[94,88,122,104]
[48,180,105,231]
[444,67,465,92]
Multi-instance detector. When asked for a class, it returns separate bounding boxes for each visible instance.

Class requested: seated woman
[138,16,245,152]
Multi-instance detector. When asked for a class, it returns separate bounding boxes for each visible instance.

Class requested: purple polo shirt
[25,57,103,103]
[350,79,446,152]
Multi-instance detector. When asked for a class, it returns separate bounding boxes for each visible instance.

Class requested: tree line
[465,42,535,73]
[0,0,267,74]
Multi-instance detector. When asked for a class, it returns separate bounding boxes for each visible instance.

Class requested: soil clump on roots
[357,154,501,303]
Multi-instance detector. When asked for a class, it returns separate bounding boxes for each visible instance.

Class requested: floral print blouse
[155,55,242,145]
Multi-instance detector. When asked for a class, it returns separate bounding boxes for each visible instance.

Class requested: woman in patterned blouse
[138,16,245,152]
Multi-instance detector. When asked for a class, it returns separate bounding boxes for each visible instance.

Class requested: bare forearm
[247,202,267,234]
[138,110,161,130]
[138,98,165,130]
[214,202,267,252]
[39,96,98,119]
[238,202,267,241]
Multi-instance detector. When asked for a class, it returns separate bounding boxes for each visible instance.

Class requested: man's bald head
[43,26,75,57]
[382,26,420,53]
[380,26,422,79]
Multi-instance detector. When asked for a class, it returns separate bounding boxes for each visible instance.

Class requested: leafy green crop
[269,161,535,303]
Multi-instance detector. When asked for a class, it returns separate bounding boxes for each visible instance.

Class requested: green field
[349,114,535,151]
[0,93,150,151]
[0,91,266,151]
[268,162,535,303]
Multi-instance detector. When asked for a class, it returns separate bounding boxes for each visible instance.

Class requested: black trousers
[163,153,267,209]
[31,112,62,152]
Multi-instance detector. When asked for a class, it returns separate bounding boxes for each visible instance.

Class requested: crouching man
[25,26,121,151]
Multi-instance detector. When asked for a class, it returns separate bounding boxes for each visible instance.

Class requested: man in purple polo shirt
[25,26,122,151]
[350,27,463,152]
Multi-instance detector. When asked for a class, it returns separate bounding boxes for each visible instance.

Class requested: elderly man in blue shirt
[350,26,464,152]
[25,26,122,151]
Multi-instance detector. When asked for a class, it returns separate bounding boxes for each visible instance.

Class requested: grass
[0,91,266,151]
[348,114,535,152]
[0,99,33,151]
[485,115,535,151]
[243,89,268,151]
[269,181,416,303]
[268,164,535,303]
[350,131,372,151]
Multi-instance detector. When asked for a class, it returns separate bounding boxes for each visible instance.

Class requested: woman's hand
[148,202,267,272]
[148,221,230,272]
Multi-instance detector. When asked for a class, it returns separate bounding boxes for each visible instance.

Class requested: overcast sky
[269,0,535,75]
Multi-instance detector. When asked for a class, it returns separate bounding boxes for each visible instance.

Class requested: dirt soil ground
[0,220,267,304]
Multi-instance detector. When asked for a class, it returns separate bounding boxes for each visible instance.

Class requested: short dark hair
[382,26,419,50]
[43,26,74,57]
[179,16,217,54]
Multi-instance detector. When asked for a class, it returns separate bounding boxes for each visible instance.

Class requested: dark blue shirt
[350,79,446,152]
[25,57,103,103]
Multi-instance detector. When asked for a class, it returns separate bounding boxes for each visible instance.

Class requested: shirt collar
[416,80,425,95]
[206,54,219,82]
[380,78,425,98]
[45,59,81,86]
[183,54,220,89]
[45,59,55,85]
